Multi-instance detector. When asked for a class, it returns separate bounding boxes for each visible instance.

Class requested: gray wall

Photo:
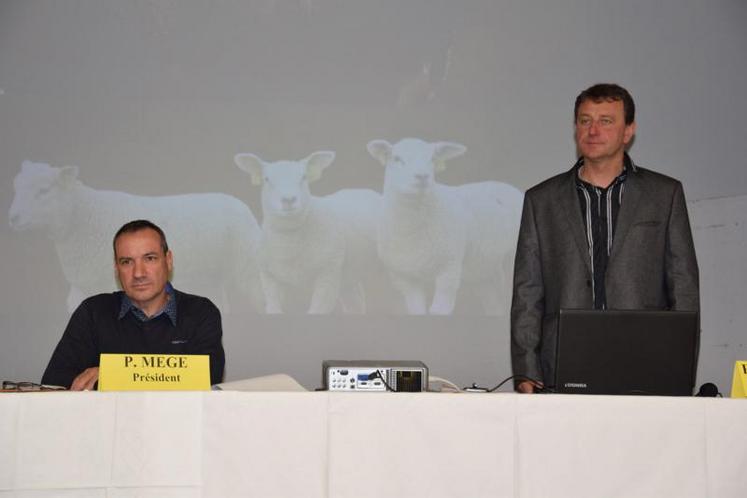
[1,0,745,392]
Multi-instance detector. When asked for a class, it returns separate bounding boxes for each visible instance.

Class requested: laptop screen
[554,309,698,396]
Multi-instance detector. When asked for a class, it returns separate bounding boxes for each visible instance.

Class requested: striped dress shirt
[574,154,635,309]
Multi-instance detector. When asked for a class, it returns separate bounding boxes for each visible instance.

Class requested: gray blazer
[510,162,699,386]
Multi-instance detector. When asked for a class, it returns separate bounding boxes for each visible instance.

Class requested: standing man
[42,219,225,389]
[511,83,699,393]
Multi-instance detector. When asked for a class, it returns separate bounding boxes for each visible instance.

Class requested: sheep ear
[304,150,335,183]
[433,142,466,172]
[235,153,265,186]
[58,165,79,185]
[367,140,392,166]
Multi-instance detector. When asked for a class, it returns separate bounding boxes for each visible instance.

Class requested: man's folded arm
[41,302,99,388]
[186,298,225,385]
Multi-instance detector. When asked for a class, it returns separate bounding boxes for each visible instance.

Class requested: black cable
[484,374,546,393]
[369,370,396,392]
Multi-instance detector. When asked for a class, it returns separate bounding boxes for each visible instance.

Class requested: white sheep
[8,160,264,312]
[367,138,524,315]
[234,151,381,314]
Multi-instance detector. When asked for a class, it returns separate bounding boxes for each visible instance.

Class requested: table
[1,391,745,497]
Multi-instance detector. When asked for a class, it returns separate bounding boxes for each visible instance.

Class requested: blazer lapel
[556,167,591,273]
[609,168,644,265]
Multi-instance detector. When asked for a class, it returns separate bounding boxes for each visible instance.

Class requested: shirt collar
[118,282,177,325]
[574,153,635,189]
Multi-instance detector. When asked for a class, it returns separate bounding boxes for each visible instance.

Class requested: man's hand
[517,379,543,394]
[70,367,99,391]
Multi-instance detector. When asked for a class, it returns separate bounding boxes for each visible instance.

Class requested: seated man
[42,219,225,389]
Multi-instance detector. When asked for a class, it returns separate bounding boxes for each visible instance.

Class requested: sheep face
[235,151,335,218]
[9,161,78,232]
[261,161,314,217]
[367,138,466,196]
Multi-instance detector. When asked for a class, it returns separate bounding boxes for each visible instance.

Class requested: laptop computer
[554,309,698,396]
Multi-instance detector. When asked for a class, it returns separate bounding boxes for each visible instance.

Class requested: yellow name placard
[730,361,747,399]
[98,354,211,391]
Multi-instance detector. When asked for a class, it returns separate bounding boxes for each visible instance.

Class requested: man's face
[114,228,172,314]
[575,99,635,165]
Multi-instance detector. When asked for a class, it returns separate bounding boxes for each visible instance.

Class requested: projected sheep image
[235,151,382,314]
[8,160,264,313]
[367,138,523,315]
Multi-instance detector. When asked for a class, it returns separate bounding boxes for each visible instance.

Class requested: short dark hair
[574,83,635,125]
[113,219,169,256]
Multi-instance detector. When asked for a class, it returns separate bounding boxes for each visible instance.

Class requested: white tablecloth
[1,391,745,497]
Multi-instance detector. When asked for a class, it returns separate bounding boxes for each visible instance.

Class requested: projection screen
[1,0,746,391]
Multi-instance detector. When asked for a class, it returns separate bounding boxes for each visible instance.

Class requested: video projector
[322,360,428,392]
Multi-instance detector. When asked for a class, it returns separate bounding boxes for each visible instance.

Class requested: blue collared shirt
[118,282,177,326]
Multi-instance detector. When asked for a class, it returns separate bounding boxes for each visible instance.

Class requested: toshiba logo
[564,382,588,389]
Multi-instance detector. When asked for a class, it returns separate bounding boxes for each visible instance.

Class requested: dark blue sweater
[41,289,225,387]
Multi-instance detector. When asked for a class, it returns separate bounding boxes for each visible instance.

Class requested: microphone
[695,382,720,397]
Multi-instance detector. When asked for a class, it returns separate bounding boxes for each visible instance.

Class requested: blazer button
[586,280,591,288]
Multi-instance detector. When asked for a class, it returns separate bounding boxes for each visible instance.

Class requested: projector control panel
[323,360,428,392]
[327,367,387,391]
